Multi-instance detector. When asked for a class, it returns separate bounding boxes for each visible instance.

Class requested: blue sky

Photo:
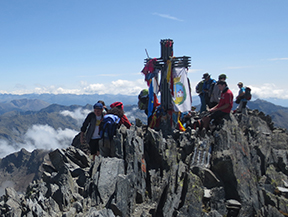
[1,1,288,105]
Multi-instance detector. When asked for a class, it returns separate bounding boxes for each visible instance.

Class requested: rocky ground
[0,109,288,216]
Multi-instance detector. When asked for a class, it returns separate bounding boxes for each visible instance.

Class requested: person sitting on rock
[192,80,233,131]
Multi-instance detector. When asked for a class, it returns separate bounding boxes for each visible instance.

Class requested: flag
[148,79,154,118]
[166,59,174,96]
[172,67,192,113]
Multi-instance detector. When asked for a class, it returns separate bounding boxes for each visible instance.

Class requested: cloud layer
[0,125,78,159]
[60,108,91,126]
[1,79,147,96]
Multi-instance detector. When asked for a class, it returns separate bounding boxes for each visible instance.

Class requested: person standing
[218,74,227,81]
[80,102,103,161]
[235,82,247,113]
[202,73,217,109]
[196,79,206,113]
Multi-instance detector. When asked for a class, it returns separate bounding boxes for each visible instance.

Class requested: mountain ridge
[0,109,288,216]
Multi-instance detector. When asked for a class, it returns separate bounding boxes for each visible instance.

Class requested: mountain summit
[0,109,288,216]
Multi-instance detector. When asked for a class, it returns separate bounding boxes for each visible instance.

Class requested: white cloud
[60,108,90,125]
[82,79,147,95]
[188,68,202,74]
[125,107,138,123]
[153,13,184,22]
[4,79,147,96]
[268,58,288,61]
[0,125,78,158]
[0,140,20,159]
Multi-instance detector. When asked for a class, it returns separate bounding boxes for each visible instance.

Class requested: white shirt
[91,115,102,139]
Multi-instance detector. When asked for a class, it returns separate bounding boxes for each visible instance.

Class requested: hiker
[192,80,233,131]
[80,102,104,161]
[196,79,206,113]
[109,101,131,129]
[202,73,217,109]
[138,89,149,115]
[209,73,228,108]
[138,89,160,125]
[235,82,248,113]
[218,73,227,81]
[99,107,122,157]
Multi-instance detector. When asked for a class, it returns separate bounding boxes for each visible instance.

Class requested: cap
[139,89,149,98]
[202,73,210,79]
[93,102,103,109]
[237,82,243,86]
[218,74,227,80]
[110,101,124,110]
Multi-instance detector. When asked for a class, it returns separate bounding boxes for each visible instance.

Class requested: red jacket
[119,114,131,129]
[217,87,233,113]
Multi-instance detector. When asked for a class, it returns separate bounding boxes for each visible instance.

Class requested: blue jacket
[203,78,216,97]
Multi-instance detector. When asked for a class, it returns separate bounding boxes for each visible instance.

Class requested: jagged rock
[161,161,187,217]
[65,146,91,168]
[0,109,288,216]
[110,174,132,216]
[177,170,203,216]
[191,166,220,189]
[97,157,125,206]
[88,207,116,217]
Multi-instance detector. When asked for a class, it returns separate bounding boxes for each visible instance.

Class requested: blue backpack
[99,114,120,140]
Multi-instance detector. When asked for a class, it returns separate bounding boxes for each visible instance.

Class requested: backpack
[196,80,204,94]
[99,114,120,140]
[244,87,252,100]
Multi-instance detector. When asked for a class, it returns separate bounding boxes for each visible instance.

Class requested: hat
[110,101,124,110]
[139,89,149,98]
[218,74,227,80]
[237,82,243,86]
[202,73,210,79]
[93,102,103,109]
[217,80,227,85]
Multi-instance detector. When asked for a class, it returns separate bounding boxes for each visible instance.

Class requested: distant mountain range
[0,98,50,115]
[0,95,287,147]
[247,99,288,129]
[0,93,137,107]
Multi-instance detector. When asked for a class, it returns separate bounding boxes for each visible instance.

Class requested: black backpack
[196,80,204,94]
[244,87,252,100]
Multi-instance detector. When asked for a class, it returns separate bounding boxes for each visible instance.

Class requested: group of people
[81,73,249,160]
[193,73,249,131]
[80,101,131,160]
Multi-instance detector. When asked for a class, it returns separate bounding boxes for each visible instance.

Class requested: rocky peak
[0,109,288,216]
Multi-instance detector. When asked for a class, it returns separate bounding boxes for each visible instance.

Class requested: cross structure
[144,39,191,111]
